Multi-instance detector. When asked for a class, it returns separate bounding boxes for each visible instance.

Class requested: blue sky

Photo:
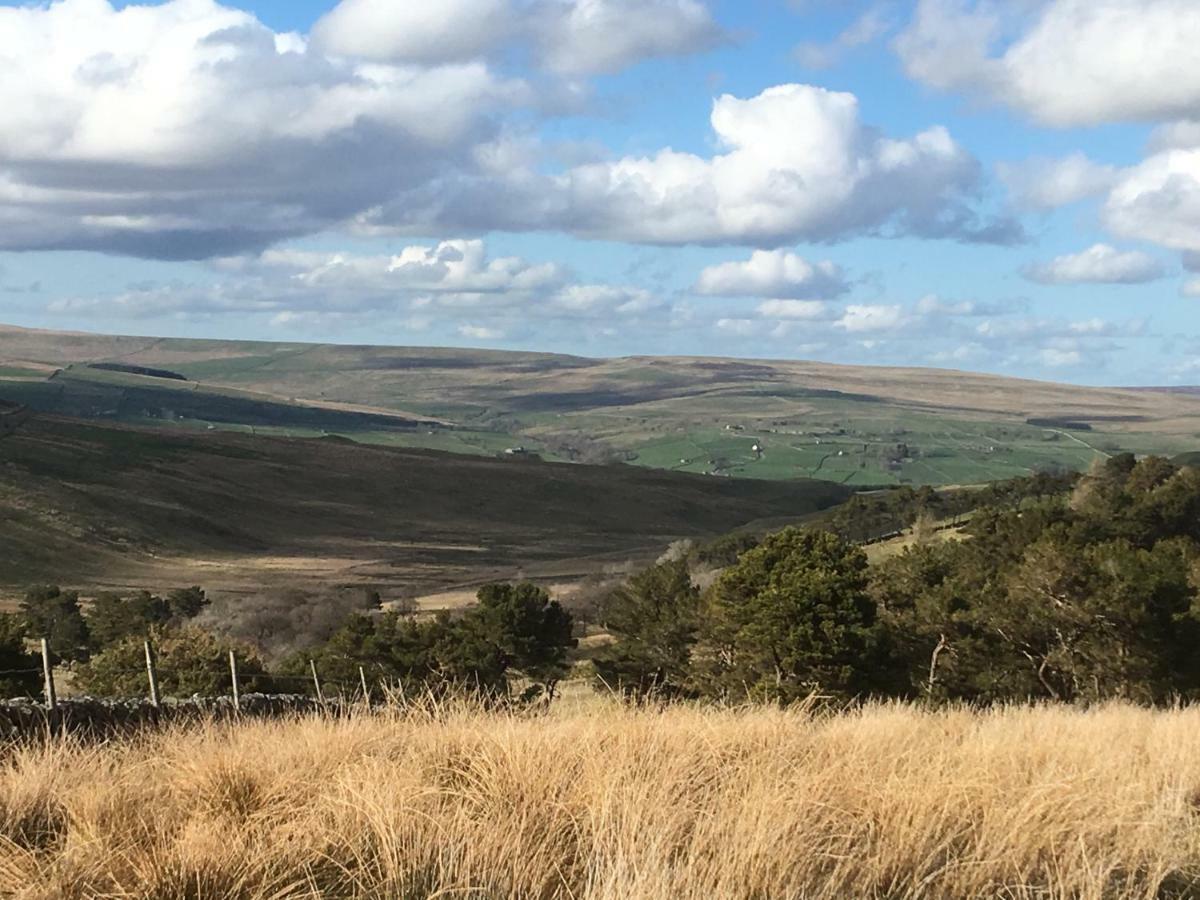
[1,0,1199,385]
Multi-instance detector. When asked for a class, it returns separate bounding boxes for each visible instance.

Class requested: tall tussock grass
[3,697,1200,898]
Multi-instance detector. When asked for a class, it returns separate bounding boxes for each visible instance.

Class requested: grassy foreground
[4,700,1200,899]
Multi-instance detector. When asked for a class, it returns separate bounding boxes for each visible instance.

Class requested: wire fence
[17,638,381,712]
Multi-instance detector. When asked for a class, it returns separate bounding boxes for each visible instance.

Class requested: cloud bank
[0,2,1012,259]
[896,0,1200,127]
[1022,244,1166,285]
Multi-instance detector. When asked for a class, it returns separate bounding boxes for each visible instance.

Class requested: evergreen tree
[0,613,40,698]
[593,558,701,700]
[474,582,576,699]
[75,628,271,698]
[20,585,89,663]
[704,528,881,703]
[87,591,171,649]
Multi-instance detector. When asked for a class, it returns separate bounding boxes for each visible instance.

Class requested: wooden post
[229,649,241,713]
[40,638,57,711]
[144,640,161,708]
[309,659,325,704]
[359,665,370,705]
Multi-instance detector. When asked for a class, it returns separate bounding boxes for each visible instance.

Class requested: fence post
[310,659,325,705]
[229,649,241,713]
[359,665,370,705]
[144,640,161,708]
[40,638,57,711]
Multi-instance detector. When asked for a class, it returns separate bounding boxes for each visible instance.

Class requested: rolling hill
[0,412,851,602]
[3,323,1199,486]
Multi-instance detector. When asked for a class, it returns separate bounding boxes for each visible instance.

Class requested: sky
[1,1,1199,385]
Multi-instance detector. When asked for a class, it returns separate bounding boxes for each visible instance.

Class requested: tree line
[7,454,1199,707]
[0,581,577,703]
[596,455,1200,705]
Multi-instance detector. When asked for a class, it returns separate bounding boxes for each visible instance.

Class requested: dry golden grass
[4,699,1200,899]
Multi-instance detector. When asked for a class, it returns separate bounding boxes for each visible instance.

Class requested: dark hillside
[0,415,851,598]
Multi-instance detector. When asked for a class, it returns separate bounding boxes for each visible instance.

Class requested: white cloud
[836,304,907,333]
[45,238,673,341]
[552,284,661,317]
[1104,149,1200,253]
[997,153,1118,210]
[312,0,724,75]
[459,324,506,340]
[368,83,1017,246]
[756,299,833,320]
[0,5,1009,259]
[1040,347,1083,368]
[694,250,848,298]
[896,0,1200,127]
[1022,243,1166,285]
[0,0,530,259]
[312,0,514,64]
[1149,120,1200,153]
[533,0,725,75]
[1181,253,1200,298]
[975,315,1140,341]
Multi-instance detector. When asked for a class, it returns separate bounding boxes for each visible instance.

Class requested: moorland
[5,323,1200,487]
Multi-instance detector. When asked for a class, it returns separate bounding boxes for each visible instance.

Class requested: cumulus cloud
[1022,244,1166,285]
[694,250,848,298]
[313,0,724,74]
[365,83,1018,246]
[0,4,1012,259]
[997,153,1119,210]
[46,238,671,339]
[1103,149,1200,253]
[895,0,1200,127]
[312,0,515,64]
[0,0,531,259]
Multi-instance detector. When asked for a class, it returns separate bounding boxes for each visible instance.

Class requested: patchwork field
[3,324,1198,486]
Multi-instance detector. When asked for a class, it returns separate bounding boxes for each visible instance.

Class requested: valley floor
[4,698,1200,898]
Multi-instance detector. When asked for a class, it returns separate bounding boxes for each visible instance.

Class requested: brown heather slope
[4,322,1200,430]
[0,413,849,601]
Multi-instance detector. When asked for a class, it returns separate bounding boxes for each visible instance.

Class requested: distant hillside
[4,323,1199,486]
[0,413,851,600]
[0,364,438,433]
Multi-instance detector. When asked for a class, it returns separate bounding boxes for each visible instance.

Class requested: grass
[6,324,1200,487]
[4,698,1200,898]
[0,415,850,597]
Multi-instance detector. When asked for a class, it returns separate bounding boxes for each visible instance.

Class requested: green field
[3,325,1199,486]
